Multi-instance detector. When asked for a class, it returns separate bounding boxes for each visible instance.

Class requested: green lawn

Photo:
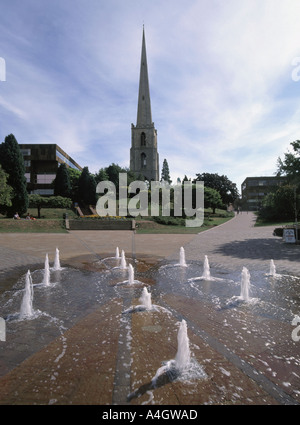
[0,208,77,233]
[136,210,234,234]
[0,208,234,234]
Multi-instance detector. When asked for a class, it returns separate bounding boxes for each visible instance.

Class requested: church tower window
[141,153,146,168]
[141,132,146,146]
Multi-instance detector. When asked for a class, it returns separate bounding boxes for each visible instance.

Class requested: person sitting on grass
[13,212,20,220]
[25,213,36,221]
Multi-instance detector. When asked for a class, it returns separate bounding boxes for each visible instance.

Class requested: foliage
[161,159,172,184]
[277,140,300,186]
[94,167,109,184]
[54,163,71,198]
[95,163,142,193]
[153,215,185,226]
[0,164,13,208]
[204,186,223,213]
[78,166,97,205]
[28,194,72,218]
[258,185,299,221]
[0,134,28,216]
[67,168,81,201]
[193,172,239,205]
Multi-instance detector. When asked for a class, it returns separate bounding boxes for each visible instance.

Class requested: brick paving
[0,213,299,405]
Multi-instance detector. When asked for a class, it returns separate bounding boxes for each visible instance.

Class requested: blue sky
[1,0,300,193]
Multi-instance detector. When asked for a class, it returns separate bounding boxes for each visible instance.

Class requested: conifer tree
[0,134,28,216]
[54,163,71,198]
[0,164,13,208]
[78,166,97,205]
[161,159,172,184]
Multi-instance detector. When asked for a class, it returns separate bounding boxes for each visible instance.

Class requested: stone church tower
[130,27,159,181]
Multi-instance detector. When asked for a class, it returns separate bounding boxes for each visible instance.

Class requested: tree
[0,134,28,216]
[94,168,109,184]
[67,168,81,201]
[53,163,71,198]
[0,164,13,208]
[259,185,299,221]
[204,186,223,213]
[277,140,300,186]
[95,163,142,194]
[28,194,72,218]
[105,163,123,189]
[78,166,97,205]
[193,172,239,205]
[161,159,172,184]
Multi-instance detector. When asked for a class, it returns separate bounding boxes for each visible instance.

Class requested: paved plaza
[0,212,299,405]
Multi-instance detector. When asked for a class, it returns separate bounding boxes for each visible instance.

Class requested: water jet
[240,267,250,302]
[53,248,61,271]
[128,264,135,285]
[20,270,34,319]
[43,254,50,286]
[120,250,127,269]
[139,287,152,310]
[179,247,187,267]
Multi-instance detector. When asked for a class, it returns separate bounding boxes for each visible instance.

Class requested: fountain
[188,255,224,283]
[179,247,187,267]
[269,259,276,276]
[266,259,280,278]
[115,247,120,259]
[240,267,250,302]
[53,248,61,271]
[43,253,50,286]
[174,319,191,371]
[151,319,206,386]
[120,250,127,269]
[139,287,152,310]
[128,264,135,285]
[202,255,211,280]
[20,270,34,319]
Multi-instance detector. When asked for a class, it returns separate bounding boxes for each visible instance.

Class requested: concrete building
[19,144,82,195]
[241,176,287,211]
[130,27,159,181]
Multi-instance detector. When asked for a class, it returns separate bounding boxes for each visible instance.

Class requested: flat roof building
[241,176,287,211]
[19,144,82,195]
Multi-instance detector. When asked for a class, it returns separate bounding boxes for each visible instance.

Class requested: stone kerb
[68,219,135,231]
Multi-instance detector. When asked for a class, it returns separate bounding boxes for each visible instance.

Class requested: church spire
[130,27,159,182]
[136,26,152,127]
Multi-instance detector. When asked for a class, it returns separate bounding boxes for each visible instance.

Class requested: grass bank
[0,208,77,233]
[136,210,234,234]
[0,208,234,234]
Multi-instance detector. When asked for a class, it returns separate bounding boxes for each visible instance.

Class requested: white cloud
[1,0,300,192]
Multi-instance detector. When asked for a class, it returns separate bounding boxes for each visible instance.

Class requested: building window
[20,149,31,156]
[24,160,31,167]
[141,132,146,146]
[141,153,146,168]
[56,150,81,171]
[32,189,54,195]
[35,174,56,184]
[248,180,259,186]
[25,173,30,183]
